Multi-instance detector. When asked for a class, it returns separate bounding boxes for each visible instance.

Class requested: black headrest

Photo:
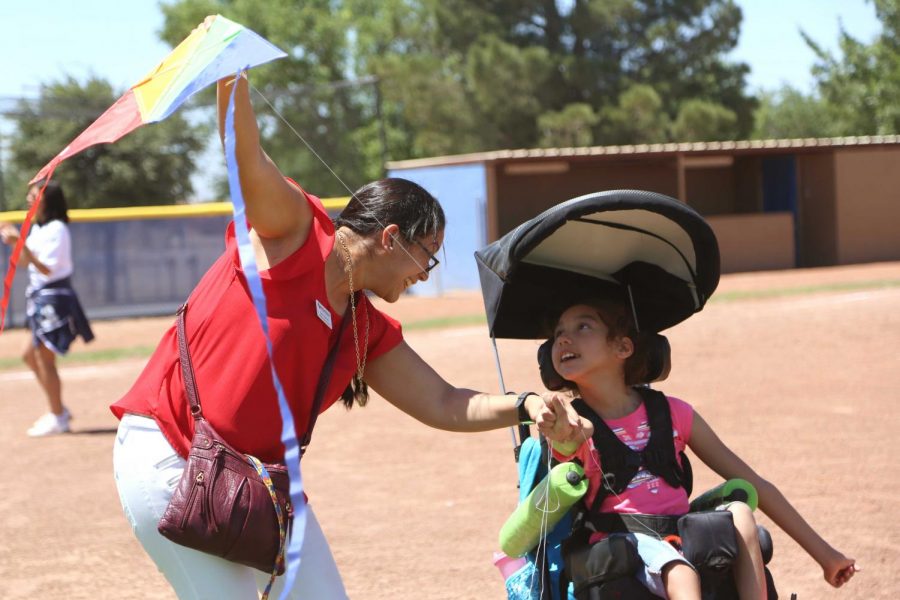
[537,334,671,391]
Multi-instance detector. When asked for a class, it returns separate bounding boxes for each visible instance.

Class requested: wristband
[516,392,537,425]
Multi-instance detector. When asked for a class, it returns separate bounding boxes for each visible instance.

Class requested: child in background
[537,296,857,599]
[0,181,94,436]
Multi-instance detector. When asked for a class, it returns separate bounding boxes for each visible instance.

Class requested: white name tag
[315,299,333,329]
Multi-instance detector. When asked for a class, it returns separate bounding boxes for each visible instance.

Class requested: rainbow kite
[1,15,286,332]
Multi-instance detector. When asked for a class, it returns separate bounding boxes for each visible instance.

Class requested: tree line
[2,0,897,209]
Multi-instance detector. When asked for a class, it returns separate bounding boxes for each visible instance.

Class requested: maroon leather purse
[157,302,347,577]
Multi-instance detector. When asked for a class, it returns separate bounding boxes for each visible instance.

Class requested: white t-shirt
[25,220,73,292]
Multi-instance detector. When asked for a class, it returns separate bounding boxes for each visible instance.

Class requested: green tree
[598,84,670,145]
[428,0,755,140]
[6,76,207,209]
[159,0,754,190]
[671,99,737,142]
[751,86,840,139]
[802,0,900,135]
[538,103,599,147]
[464,36,554,149]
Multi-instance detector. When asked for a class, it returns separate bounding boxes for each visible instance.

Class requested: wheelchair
[474,190,797,599]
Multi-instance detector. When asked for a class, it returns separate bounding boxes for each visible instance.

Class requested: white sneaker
[27,409,71,437]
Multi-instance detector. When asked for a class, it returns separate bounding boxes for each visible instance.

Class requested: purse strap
[176,303,204,421]
[176,297,353,450]
[299,295,352,450]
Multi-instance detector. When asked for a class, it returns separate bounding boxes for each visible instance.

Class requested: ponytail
[341,375,369,409]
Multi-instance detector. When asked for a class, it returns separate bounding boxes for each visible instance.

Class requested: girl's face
[26,186,46,221]
[26,186,40,208]
[551,304,632,383]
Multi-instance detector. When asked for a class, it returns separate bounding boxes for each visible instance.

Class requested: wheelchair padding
[559,512,779,600]
[645,333,671,382]
[562,533,657,599]
[757,525,774,565]
[537,333,671,391]
[678,511,738,579]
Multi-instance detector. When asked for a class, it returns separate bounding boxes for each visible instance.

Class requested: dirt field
[1,262,898,599]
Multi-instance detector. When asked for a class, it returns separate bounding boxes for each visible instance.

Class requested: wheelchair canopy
[474,190,720,339]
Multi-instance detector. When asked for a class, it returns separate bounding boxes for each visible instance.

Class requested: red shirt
[111,191,403,463]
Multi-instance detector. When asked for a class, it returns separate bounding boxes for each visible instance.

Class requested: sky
[0,0,883,100]
[0,0,884,198]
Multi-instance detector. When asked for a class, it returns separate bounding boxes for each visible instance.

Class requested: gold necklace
[337,231,369,381]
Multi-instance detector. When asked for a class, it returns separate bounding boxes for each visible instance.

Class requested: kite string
[248,82,430,275]
[578,427,665,542]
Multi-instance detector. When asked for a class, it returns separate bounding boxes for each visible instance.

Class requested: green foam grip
[499,462,588,558]
[689,478,758,513]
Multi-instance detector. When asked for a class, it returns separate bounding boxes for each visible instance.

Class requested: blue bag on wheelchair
[502,436,576,600]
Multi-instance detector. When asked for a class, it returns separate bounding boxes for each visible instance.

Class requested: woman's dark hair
[334,178,446,409]
[549,294,655,388]
[334,178,445,246]
[35,181,69,226]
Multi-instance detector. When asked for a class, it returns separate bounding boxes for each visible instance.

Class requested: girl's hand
[0,223,19,245]
[822,553,858,587]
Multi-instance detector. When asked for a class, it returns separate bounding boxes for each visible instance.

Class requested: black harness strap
[572,387,692,516]
[589,513,680,537]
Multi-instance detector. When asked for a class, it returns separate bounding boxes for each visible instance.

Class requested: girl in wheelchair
[535,294,857,599]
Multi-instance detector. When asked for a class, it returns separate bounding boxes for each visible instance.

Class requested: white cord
[577,427,665,541]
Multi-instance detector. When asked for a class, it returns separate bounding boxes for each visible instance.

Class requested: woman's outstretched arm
[364,341,547,432]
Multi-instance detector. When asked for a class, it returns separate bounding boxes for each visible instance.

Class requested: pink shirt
[554,396,694,518]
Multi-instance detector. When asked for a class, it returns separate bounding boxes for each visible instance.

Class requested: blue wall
[0,170,485,328]
[1,217,230,327]
[388,163,487,296]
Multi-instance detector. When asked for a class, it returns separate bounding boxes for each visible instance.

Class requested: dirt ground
[1,262,898,599]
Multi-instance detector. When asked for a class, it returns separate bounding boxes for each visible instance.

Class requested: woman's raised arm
[216,73,311,241]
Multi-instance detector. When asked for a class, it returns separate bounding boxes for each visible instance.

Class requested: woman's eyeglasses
[411,239,440,273]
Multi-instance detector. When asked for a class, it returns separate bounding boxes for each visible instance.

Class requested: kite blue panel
[387,162,487,295]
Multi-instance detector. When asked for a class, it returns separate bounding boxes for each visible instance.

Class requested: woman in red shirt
[111,68,547,599]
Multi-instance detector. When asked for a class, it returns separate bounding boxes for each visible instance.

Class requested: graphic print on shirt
[610,421,680,494]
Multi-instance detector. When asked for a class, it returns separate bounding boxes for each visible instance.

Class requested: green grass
[710,278,900,303]
[1,278,895,372]
[403,313,487,331]
[0,356,23,370]
[0,345,157,371]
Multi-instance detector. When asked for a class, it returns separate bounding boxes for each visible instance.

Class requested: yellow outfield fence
[0,196,351,326]
[0,197,351,224]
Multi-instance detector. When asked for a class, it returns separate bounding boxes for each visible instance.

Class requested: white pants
[113,414,348,599]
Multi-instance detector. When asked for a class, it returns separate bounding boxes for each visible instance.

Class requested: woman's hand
[193,15,217,35]
[822,552,858,588]
[535,394,593,450]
